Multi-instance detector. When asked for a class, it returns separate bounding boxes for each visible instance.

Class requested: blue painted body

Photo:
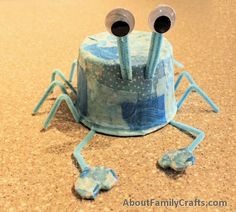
[77,31,177,136]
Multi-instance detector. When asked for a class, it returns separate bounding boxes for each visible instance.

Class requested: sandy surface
[0,0,235,211]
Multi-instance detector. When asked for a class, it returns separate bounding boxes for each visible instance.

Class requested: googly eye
[148,5,176,33]
[105,8,135,37]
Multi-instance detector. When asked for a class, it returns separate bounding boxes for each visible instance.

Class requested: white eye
[148,5,176,33]
[105,8,135,37]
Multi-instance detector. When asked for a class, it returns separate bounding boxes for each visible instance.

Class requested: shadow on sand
[156,162,186,180]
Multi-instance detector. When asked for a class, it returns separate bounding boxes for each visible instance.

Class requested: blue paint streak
[186,155,196,165]
[77,65,88,115]
[80,168,90,178]
[84,44,119,60]
[155,61,166,79]
[121,95,167,130]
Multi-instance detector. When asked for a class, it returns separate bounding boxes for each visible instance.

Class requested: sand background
[0,0,235,211]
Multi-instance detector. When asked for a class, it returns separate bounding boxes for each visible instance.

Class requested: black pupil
[154,16,171,33]
[111,21,130,37]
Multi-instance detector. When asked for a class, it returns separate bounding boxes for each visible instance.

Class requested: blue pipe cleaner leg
[73,130,118,199]
[158,120,205,172]
[177,84,220,112]
[73,130,96,171]
[175,70,196,91]
[68,59,77,83]
[173,59,184,69]
[170,120,205,153]
[51,69,77,95]
[32,80,68,115]
[43,94,80,129]
[175,71,219,112]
